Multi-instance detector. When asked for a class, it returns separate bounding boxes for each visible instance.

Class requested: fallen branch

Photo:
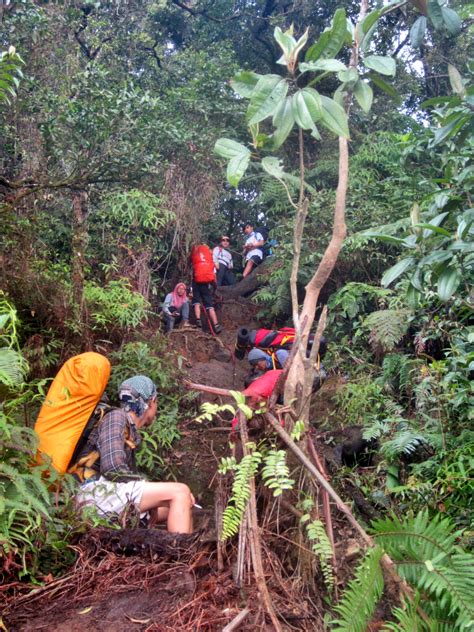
[222,607,251,632]
[184,380,232,398]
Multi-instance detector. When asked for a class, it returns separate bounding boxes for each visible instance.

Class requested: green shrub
[84,279,152,333]
[108,340,188,475]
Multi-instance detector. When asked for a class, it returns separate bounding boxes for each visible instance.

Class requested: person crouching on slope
[162,282,190,332]
[76,376,194,533]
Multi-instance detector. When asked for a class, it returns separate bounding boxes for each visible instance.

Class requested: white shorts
[76,476,146,517]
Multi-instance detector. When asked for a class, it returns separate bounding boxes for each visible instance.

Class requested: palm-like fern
[221,450,262,540]
[261,449,294,497]
[372,511,474,630]
[332,546,384,632]
[301,517,334,591]
[363,309,412,352]
[0,347,28,387]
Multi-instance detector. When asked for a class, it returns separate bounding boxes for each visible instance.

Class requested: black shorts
[192,281,214,309]
[248,254,262,265]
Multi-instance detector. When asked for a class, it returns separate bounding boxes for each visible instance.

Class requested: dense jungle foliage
[1,0,473,629]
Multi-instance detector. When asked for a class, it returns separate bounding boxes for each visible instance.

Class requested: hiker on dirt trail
[248,347,289,371]
[242,222,265,278]
[162,282,190,332]
[191,243,222,334]
[245,348,289,387]
[212,235,235,287]
[75,376,194,534]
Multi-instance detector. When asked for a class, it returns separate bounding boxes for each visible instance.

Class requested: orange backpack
[34,352,110,474]
[191,244,215,284]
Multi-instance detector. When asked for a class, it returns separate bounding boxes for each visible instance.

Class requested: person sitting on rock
[242,222,265,278]
[162,282,190,332]
[76,375,195,533]
[212,235,235,287]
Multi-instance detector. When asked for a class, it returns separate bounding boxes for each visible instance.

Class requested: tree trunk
[71,190,89,334]
[284,137,348,421]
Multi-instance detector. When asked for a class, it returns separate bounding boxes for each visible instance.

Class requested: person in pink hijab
[162,282,190,331]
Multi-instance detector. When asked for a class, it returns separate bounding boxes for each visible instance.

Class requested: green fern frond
[0,347,28,386]
[332,546,384,632]
[261,449,294,497]
[381,430,431,458]
[363,309,412,352]
[362,420,387,441]
[372,511,474,630]
[302,518,334,591]
[381,594,428,631]
[221,450,262,541]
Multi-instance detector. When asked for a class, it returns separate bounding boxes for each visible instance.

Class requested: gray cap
[248,348,268,365]
[119,375,157,401]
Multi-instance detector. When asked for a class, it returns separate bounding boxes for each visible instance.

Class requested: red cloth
[191,245,215,284]
[243,370,283,399]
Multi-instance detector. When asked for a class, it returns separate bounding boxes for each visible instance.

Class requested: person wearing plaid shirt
[76,375,194,533]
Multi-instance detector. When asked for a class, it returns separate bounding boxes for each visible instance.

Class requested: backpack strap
[68,407,135,483]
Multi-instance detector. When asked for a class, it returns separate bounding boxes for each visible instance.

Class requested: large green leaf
[292,88,322,130]
[305,8,347,62]
[441,7,461,35]
[230,71,262,98]
[271,97,295,149]
[409,16,427,48]
[299,59,346,74]
[432,113,469,145]
[437,266,461,301]
[214,138,250,160]
[381,257,416,287]
[338,68,359,84]
[364,55,396,77]
[359,9,381,53]
[319,95,349,138]
[353,80,373,114]
[261,156,285,179]
[246,75,288,125]
[214,138,251,187]
[369,73,401,103]
[227,151,251,188]
[427,0,444,29]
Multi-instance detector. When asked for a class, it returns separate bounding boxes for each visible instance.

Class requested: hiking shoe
[195,318,202,328]
[214,323,222,334]
[181,321,192,329]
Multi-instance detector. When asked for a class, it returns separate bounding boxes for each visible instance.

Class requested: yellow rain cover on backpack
[34,352,111,474]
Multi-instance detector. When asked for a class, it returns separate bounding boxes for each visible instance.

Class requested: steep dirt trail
[6,293,346,632]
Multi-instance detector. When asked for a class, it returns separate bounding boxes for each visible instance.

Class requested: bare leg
[207,307,218,325]
[148,505,170,527]
[243,260,255,277]
[193,303,201,320]
[139,482,194,533]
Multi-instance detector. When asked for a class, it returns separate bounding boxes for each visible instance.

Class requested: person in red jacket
[190,244,222,334]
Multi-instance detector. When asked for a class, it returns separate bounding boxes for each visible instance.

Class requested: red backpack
[191,244,215,284]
